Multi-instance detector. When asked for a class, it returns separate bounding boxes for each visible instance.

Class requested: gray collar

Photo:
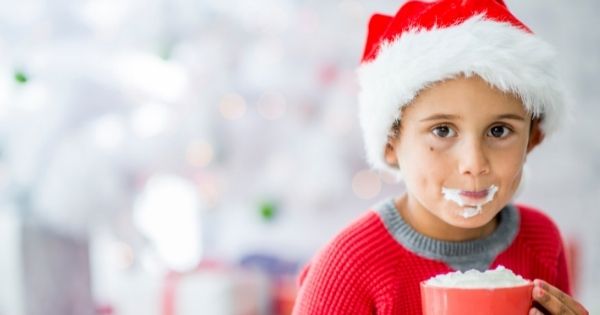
[374,198,520,271]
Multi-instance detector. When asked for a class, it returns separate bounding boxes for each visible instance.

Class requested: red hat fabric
[361,0,532,62]
[357,0,566,175]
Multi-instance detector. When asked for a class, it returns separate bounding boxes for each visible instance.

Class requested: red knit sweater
[292,204,570,314]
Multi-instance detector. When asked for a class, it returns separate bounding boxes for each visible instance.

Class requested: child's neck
[394,194,499,242]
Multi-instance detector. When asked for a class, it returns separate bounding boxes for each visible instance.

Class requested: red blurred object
[318,64,338,86]
[96,304,115,315]
[161,259,231,315]
[564,237,581,296]
[272,276,298,315]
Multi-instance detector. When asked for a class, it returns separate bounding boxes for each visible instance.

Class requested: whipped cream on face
[424,266,529,288]
[442,185,499,219]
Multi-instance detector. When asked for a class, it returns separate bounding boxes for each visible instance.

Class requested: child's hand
[530,279,588,315]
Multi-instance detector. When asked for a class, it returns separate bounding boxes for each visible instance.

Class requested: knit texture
[377,200,519,272]
[292,201,570,314]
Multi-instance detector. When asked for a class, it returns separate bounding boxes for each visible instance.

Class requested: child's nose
[458,138,490,177]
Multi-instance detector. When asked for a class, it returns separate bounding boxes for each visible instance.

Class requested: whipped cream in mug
[424,266,529,288]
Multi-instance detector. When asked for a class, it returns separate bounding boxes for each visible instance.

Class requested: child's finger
[532,284,574,315]
[534,280,589,314]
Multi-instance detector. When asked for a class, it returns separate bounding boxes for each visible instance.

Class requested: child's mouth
[442,185,499,218]
[459,190,489,199]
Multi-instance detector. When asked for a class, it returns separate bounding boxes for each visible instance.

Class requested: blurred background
[0,0,598,314]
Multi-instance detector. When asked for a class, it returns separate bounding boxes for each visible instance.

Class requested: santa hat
[357,0,566,175]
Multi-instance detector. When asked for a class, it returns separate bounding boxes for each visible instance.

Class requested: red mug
[420,281,534,315]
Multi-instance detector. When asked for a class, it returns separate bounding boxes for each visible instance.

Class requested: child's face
[385,75,543,230]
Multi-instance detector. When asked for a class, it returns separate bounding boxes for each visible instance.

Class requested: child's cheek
[420,139,453,174]
[423,137,452,152]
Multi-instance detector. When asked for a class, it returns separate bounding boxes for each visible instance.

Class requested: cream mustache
[442,185,499,218]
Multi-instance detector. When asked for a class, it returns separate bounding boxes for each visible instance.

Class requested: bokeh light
[219,93,247,120]
[351,169,382,200]
[133,174,202,271]
[256,91,287,120]
[90,114,126,151]
[186,140,215,168]
[131,103,172,138]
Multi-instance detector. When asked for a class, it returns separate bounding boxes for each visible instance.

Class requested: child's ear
[384,141,400,167]
[526,118,545,154]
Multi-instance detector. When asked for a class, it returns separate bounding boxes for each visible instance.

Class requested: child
[292,0,589,314]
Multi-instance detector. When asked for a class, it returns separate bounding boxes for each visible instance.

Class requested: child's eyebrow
[494,113,526,121]
[419,114,460,122]
[419,113,526,122]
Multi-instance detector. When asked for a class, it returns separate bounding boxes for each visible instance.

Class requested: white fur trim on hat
[357,14,567,175]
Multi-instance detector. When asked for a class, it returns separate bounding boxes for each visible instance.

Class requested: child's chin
[443,211,495,228]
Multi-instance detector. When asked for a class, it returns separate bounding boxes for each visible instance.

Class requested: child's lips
[442,185,499,214]
[459,190,488,199]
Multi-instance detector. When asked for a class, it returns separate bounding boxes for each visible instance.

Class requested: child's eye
[488,125,512,138]
[432,125,456,138]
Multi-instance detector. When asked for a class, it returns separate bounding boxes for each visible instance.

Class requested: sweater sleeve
[292,244,374,315]
[555,240,572,295]
[292,212,383,315]
[517,205,572,295]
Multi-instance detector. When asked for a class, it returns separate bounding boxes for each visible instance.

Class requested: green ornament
[259,201,277,221]
[14,71,28,84]
[158,43,173,60]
